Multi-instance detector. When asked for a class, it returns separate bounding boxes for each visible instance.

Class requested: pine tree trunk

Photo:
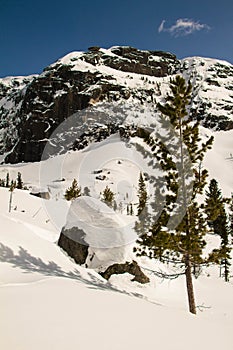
[179,114,197,315]
[185,254,196,314]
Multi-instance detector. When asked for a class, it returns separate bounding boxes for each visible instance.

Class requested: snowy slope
[0,53,233,348]
[0,186,233,350]
[203,128,233,195]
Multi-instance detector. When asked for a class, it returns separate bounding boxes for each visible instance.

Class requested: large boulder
[58,196,149,283]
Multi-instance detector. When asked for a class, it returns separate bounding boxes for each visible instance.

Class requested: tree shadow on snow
[0,243,148,301]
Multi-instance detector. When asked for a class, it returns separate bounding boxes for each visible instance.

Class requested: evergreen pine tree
[218,211,231,282]
[136,75,214,314]
[230,193,233,236]
[205,179,231,282]
[135,172,150,237]
[137,172,147,215]
[64,179,81,201]
[205,179,224,230]
[130,203,134,216]
[102,186,114,207]
[6,172,10,188]
[16,172,23,189]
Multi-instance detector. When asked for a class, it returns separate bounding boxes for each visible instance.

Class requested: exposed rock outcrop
[100,260,150,284]
[0,46,232,164]
[84,46,179,77]
[58,228,89,265]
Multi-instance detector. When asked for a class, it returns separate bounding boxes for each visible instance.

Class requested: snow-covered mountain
[0,46,232,163]
[0,46,233,349]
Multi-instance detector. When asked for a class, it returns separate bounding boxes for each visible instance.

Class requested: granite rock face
[0,46,232,163]
[85,46,179,77]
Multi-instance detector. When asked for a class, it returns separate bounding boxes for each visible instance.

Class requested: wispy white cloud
[158,20,166,33]
[158,18,210,37]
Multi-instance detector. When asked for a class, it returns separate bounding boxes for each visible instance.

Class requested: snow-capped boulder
[30,186,50,199]
[58,196,149,282]
[58,196,136,264]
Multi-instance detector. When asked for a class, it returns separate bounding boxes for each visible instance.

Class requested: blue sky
[0,0,232,77]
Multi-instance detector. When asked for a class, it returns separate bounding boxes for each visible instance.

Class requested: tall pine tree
[136,76,214,314]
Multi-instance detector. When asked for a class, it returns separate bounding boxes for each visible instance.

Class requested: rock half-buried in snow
[58,196,137,269]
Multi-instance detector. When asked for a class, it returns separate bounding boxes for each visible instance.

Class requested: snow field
[0,129,233,350]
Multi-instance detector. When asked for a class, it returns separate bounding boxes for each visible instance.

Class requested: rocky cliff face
[0,46,232,163]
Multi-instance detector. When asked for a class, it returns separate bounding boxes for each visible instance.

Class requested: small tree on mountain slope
[64,179,81,201]
[16,172,23,189]
[205,179,231,282]
[6,172,10,188]
[230,193,233,236]
[135,172,150,237]
[136,75,214,314]
[130,203,134,216]
[137,172,147,215]
[102,186,115,208]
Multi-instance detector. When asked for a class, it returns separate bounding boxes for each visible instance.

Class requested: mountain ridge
[0,46,232,164]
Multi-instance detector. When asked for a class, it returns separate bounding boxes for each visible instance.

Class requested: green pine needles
[137,172,147,216]
[101,186,115,207]
[136,75,215,314]
[205,179,232,282]
[64,179,81,201]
